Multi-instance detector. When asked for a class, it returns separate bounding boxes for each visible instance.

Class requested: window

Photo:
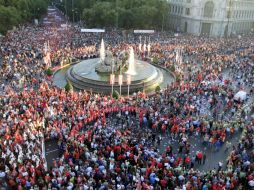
[186,8,190,15]
[227,11,230,18]
[203,1,214,18]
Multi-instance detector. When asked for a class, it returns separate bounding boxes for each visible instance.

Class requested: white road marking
[46,149,59,154]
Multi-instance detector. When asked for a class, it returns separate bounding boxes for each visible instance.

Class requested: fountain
[59,40,172,94]
[100,39,105,62]
[95,39,120,73]
[125,47,137,75]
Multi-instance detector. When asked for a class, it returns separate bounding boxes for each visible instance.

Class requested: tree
[29,0,47,19]
[45,68,53,76]
[112,90,120,99]
[65,81,73,92]
[118,8,133,29]
[152,57,159,64]
[169,64,175,72]
[0,0,48,34]
[0,6,21,34]
[155,85,161,93]
[63,0,170,29]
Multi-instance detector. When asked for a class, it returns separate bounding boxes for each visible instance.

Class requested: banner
[110,74,115,85]
[34,19,39,25]
[134,30,155,34]
[81,29,105,33]
[61,24,68,28]
[127,75,131,85]
[118,75,123,85]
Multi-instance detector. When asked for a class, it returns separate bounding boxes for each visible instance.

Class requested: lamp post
[110,73,115,96]
[110,63,115,96]
[118,60,123,97]
[118,74,123,97]
[143,37,147,59]
[115,0,119,28]
[65,0,67,17]
[139,36,142,56]
[226,0,233,37]
[147,37,151,57]
[79,12,81,24]
[127,75,131,98]
[72,0,74,23]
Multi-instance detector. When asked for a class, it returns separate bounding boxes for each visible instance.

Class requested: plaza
[0,1,253,190]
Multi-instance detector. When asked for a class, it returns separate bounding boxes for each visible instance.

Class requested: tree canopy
[55,0,170,30]
[0,0,48,34]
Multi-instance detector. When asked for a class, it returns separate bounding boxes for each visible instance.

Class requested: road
[45,139,59,169]
[45,52,253,172]
[158,132,241,171]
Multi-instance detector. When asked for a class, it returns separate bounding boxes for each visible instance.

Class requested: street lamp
[115,0,119,28]
[143,37,147,59]
[127,75,131,98]
[147,37,151,57]
[118,60,123,97]
[75,10,78,22]
[72,0,74,23]
[64,0,67,18]
[139,36,142,57]
[110,62,115,96]
[226,0,233,37]
[118,74,123,97]
[110,74,115,96]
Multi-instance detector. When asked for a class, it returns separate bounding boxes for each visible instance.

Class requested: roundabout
[54,40,175,94]
[64,40,174,94]
[1,8,254,188]
[66,58,165,94]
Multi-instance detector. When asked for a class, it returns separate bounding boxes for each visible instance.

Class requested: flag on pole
[118,75,123,85]
[110,74,115,85]
[127,75,131,85]
[139,43,142,52]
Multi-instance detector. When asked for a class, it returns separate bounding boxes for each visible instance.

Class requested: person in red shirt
[196,151,203,165]
[160,178,167,188]
[185,156,191,169]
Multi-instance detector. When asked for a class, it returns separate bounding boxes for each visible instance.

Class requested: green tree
[0,6,21,34]
[0,0,48,34]
[45,67,53,76]
[0,0,16,6]
[65,81,73,92]
[112,90,120,99]
[63,0,170,29]
[29,0,47,19]
[155,85,161,93]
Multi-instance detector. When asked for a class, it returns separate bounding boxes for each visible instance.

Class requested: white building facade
[168,0,254,37]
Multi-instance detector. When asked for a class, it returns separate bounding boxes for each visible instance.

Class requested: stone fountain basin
[66,58,163,94]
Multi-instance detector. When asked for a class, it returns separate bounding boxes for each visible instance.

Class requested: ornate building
[168,0,254,37]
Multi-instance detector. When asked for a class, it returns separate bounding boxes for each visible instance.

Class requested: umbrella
[234,91,247,101]
[197,152,203,159]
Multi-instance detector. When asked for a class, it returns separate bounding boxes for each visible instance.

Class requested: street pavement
[45,71,252,172]
[44,40,254,173]
[157,132,241,172]
[45,139,60,169]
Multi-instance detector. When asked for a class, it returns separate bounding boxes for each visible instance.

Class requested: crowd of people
[0,6,254,190]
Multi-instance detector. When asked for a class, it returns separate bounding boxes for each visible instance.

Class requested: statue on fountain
[95,50,121,73]
[95,39,136,74]
[102,50,115,66]
[95,39,121,73]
